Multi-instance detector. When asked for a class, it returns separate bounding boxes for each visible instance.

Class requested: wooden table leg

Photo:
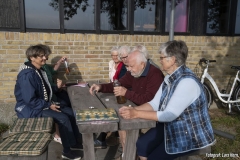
[123,129,139,160]
[82,133,95,160]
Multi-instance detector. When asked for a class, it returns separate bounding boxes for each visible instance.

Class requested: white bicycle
[199,58,240,113]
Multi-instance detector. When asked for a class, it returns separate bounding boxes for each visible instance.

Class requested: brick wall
[0,31,240,123]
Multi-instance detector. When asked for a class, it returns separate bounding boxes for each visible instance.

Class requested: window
[1,0,240,36]
[64,0,95,30]
[25,0,60,29]
[206,0,231,34]
[235,0,240,34]
[165,0,189,32]
[0,0,20,28]
[134,0,158,32]
[100,0,128,31]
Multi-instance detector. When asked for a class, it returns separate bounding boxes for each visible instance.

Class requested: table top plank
[67,86,105,110]
[97,92,156,130]
[67,86,118,133]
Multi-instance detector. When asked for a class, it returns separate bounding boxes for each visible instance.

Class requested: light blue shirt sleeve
[148,78,201,122]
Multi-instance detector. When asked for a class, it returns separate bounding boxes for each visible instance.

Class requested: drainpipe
[169,0,175,41]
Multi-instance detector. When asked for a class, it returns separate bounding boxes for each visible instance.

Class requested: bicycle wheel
[233,84,240,110]
[203,83,213,109]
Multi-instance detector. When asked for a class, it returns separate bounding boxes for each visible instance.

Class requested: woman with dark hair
[15,44,82,160]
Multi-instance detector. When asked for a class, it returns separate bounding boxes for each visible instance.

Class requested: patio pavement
[48,133,122,160]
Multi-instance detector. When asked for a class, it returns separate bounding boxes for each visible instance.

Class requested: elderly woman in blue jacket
[14,44,82,160]
[119,40,215,160]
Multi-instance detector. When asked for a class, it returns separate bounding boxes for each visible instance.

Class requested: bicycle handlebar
[199,58,216,64]
[231,66,240,70]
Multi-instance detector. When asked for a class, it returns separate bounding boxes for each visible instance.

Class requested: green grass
[201,108,240,160]
[0,123,9,138]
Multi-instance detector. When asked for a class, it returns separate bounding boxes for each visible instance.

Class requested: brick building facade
[0,31,240,123]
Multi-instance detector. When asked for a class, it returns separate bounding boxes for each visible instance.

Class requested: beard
[130,70,143,78]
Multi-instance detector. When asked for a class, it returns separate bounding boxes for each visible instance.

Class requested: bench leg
[82,133,95,160]
[123,129,139,160]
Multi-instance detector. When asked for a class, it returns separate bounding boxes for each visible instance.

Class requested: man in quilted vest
[119,40,215,160]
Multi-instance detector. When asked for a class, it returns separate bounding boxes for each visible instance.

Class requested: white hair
[129,49,147,64]
[118,45,130,57]
[131,45,149,59]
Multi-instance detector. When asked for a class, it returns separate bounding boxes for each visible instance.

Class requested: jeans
[42,106,82,149]
[55,90,72,107]
[136,123,196,160]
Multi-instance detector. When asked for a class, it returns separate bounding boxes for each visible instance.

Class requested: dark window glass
[206,0,230,34]
[100,0,128,30]
[64,0,95,30]
[165,0,188,32]
[25,0,60,29]
[0,0,20,28]
[235,0,240,34]
[134,0,158,32]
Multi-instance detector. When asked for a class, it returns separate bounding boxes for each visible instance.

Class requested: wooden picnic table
[67,84,156,160]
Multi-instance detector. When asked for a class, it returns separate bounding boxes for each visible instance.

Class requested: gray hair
[26,44,47,61]
[110,46,120,54]
[118,45,130,57]
[110,46,120,61]
[129,49,147,64]
[131,45,149,59]
[158,40,188,66]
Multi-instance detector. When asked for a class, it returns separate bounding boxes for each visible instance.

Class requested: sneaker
[71,143,83,150]
[94,140,107,149]
[53,136,62,144]
[62,150,81,160]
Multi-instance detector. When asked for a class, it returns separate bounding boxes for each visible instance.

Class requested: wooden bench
[0,117,53,160]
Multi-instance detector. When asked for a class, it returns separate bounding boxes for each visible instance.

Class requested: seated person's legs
[53,123,62,144]
[55,90,72,107]
[95,132,107,149]
[136,123,164,158]
[58,106,82,143]
[118,130,126,151]
[42,108,82,152]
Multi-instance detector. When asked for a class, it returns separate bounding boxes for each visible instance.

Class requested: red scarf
[113,62,123,80]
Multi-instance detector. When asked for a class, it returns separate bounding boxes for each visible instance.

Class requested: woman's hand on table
[119,106,137,119]
[89,84,101,95]
[50,104,61,112]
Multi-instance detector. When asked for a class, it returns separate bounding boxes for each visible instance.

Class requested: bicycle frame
[201,62,240,105]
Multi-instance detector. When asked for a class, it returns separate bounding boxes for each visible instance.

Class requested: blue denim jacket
[158,65,215,154]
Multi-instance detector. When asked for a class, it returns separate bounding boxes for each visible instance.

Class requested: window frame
[0,0,239,36]
[205,0,238,36]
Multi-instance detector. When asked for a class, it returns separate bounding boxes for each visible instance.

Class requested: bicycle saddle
[199,58,216,64]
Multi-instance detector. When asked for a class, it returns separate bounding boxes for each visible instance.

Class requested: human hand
[119,106,136,119]
[50,104,61,112]
[54,56,67,71]
[59,56,67,63]
[56,79,63,88]
[89,84,101,95]
[113,86,127,97]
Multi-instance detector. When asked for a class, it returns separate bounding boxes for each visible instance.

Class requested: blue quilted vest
[158,65,215,154]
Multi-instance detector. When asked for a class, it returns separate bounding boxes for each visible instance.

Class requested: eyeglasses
[159,56,170,60]
[120,55,128,60]
[38,55,47,59]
